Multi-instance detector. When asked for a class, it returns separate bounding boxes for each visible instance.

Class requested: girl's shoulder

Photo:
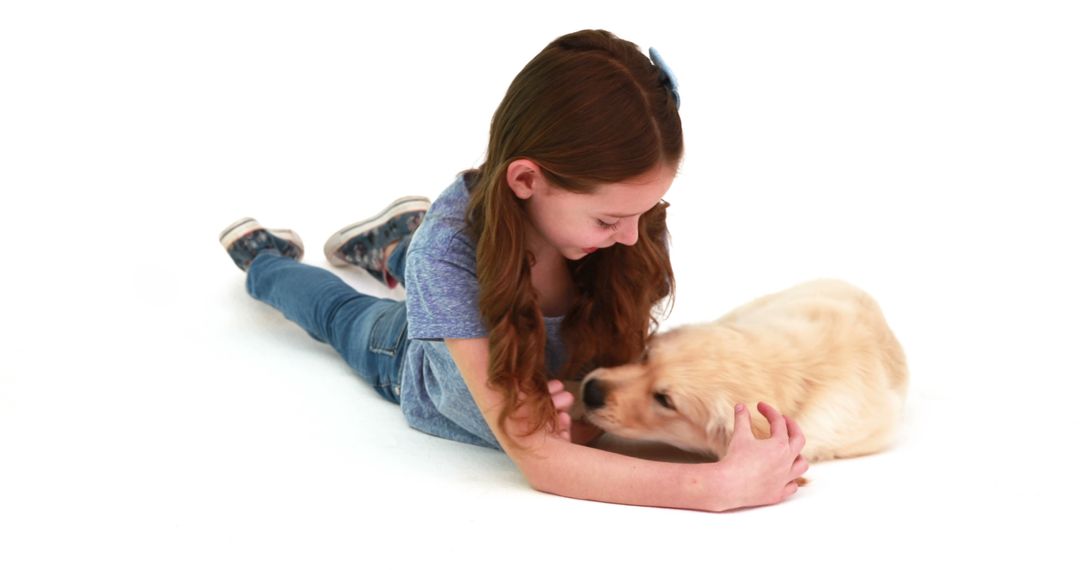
[409,173,475,255]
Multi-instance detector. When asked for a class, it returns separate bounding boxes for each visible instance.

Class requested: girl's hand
[547,380,574,441]
[715,402,809,509]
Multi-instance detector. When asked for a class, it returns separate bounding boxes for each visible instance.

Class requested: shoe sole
[219,217,260,246]
[219,217,305,258]
[324,196,431,266]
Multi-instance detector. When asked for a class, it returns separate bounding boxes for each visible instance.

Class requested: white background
[2,1,1078,568]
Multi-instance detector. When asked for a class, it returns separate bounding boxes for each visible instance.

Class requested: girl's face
[511,161,677,262]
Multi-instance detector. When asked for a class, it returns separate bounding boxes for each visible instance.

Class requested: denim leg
[385,233,412,289]
[245,252,408,403]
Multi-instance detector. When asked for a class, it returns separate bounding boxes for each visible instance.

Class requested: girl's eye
[654,392,676,410]
[596,219,620,231]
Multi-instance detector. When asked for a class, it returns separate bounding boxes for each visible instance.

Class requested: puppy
[581,279,908,462]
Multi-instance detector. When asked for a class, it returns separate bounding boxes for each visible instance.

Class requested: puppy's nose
[583,378,607,410]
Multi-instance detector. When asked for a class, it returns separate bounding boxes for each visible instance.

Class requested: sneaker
[219,217,305,271]
[323,196,431,288]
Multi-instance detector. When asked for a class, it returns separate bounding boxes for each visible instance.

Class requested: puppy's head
[581,326,738,457]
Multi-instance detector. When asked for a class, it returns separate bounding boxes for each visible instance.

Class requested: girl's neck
[522,217,575,317]
[523,220,556,264]
[529,250,574,318]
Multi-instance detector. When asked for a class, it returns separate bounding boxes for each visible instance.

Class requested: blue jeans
[245,236,412,403]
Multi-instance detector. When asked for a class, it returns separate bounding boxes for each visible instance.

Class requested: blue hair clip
[648,47,680,110]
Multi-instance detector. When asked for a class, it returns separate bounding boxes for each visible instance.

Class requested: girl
[220,29,808,512]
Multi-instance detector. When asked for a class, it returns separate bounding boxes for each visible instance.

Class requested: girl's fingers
[732,403,751,436]
[558,412,572,441]
[785,415,806,453]
[546,380,574,412]
[757,402,789,440]
[550,389,574,411]
[792,455,809,478]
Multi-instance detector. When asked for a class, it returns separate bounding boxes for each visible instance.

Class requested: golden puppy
[581,279,908,462]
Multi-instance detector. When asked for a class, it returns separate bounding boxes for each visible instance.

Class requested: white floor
[2,2,1078,568]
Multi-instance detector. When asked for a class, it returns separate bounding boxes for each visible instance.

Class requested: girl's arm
[446,337,808,512]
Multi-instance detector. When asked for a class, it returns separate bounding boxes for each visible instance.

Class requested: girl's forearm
[517,434,734,512]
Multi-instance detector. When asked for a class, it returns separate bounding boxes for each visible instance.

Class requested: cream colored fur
[582,279,908,462]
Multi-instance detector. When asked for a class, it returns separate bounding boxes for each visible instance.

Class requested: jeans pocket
[368,302,408,357]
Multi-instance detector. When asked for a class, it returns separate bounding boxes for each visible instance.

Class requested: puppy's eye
[654,392,676,410]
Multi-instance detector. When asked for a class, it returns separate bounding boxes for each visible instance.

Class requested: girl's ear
[506,158,546,200]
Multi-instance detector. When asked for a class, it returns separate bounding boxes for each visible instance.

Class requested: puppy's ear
[704,397,736,458]
[673,389,736,459]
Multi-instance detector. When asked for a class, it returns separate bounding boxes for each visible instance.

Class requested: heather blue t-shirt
[399,173,568,450]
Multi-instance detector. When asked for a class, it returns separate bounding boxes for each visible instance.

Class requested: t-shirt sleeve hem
[408,326,488,341]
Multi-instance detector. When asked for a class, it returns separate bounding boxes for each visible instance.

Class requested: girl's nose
[614,217,639,246]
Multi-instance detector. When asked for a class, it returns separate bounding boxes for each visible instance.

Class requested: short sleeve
[404,236,489,340]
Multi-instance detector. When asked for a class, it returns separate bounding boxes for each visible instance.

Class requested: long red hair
[465,29,683,443]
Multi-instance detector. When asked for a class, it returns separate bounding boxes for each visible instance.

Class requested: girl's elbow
[505,437,568,495]
[519,460,561,494]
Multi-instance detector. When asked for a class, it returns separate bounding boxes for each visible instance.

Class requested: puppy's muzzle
[582,378,608,410]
